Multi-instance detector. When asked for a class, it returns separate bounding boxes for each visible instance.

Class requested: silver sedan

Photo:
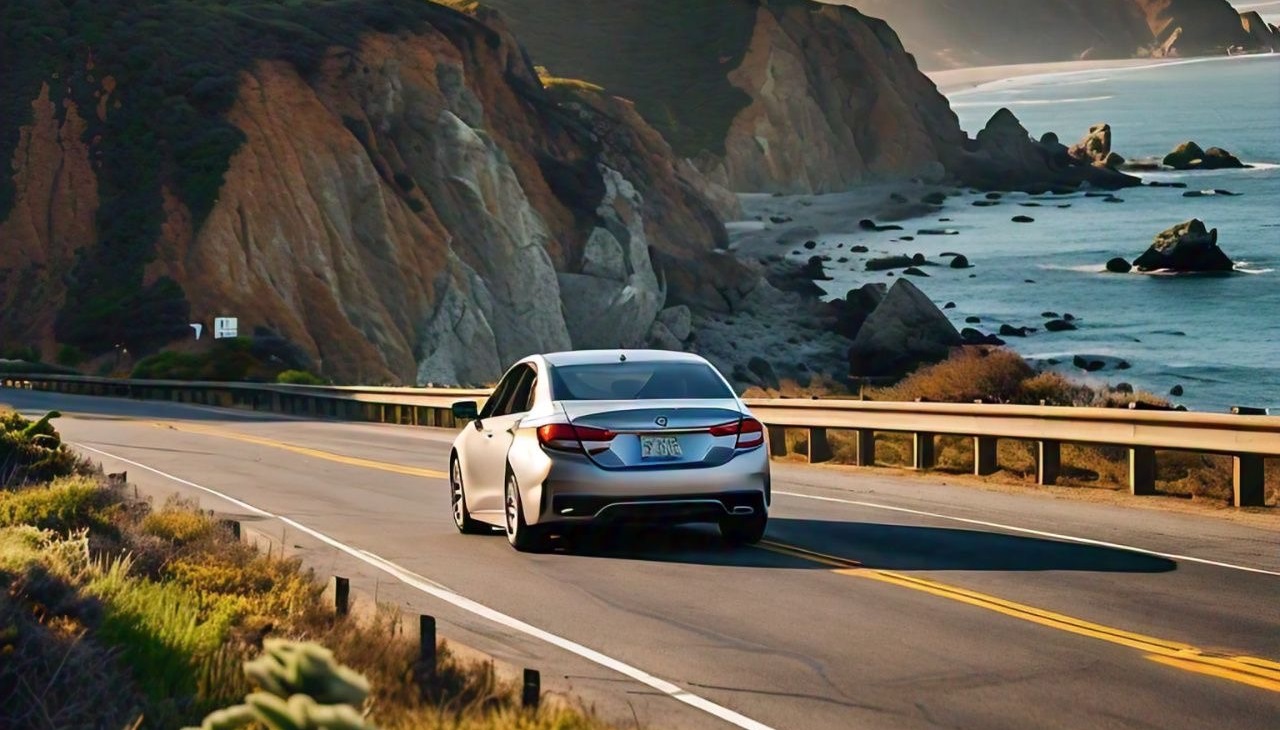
[448,350,771,551]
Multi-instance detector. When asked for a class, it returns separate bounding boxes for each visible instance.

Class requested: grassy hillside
[0,0,478,356]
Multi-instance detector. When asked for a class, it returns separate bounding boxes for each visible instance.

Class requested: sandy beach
[927,58,1190,95]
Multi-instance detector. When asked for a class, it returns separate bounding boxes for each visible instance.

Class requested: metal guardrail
[3,374,1276,507]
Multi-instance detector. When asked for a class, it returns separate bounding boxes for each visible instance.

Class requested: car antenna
[619,352,627,362]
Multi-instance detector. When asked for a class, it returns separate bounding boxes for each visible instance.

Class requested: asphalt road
[5,389,1279,730]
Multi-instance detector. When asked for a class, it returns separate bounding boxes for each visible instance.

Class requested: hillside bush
[0,476,118,534]
[0,409,84,486]
[131,338,276,381]
[277,369,326,385]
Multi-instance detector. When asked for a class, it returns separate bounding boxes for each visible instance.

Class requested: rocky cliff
[0,0,748,384]
[832,0,1274,70]
[453,0,969,194]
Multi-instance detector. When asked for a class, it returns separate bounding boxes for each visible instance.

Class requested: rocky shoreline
[702,108,1260,397]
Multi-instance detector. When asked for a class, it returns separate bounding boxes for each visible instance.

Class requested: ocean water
[824,55,1280,412]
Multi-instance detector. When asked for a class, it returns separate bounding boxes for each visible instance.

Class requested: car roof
[538,350,710,367]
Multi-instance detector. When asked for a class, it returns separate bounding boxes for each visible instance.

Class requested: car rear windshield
[549,362,733,401]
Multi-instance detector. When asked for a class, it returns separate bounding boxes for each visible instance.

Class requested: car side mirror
[451,400,479,423]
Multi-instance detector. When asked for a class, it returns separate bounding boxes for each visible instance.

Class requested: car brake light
[537,423,616,454]
[708,418,765,449]
[736,417,764,449]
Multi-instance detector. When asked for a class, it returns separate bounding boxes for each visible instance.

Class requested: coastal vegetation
[0,406,613,728]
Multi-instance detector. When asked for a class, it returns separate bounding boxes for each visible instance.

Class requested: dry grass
[867,347,1171,408]
[1,479,619,729]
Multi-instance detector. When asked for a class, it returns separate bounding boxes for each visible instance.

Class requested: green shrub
[131,338,266,381]
[0,409,83,486]
[276,369,325,385]
[143,508,214,544]
[1,345,40,362]
[88,555,243,715]
[55,343,87,367]
[0,477,116,533]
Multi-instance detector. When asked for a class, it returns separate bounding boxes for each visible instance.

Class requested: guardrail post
[973,436,998,476]
[1129,446,1157,496]
[767,426,787,458]
[855,429,875,467]
[912,432,936,470]
[1233,455,1265,507]
[807,428,833,464]
[1037,440,1061,486]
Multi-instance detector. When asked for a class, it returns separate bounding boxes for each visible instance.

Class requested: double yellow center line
[150,421,448,479]
[759,540,1280,693]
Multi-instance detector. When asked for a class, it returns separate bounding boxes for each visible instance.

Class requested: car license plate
[640,435,682,459]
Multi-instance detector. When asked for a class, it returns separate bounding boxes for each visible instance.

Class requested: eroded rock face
[1,9,747,385]
[0,86,99,352]
[829,0,1264,70]
[1133,219,1235,272]
[847,279,962,377]
[467,0,967,194]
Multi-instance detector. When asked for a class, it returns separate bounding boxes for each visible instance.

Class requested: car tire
[450,455,487,535]
[505,468,547,552]
[720,513,767,545]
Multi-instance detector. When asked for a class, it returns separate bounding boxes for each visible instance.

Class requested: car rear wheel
[505,469,548,552]
[451,456,487,535]
[720,513,767,545]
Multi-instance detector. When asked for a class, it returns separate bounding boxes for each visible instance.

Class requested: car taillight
[537,423,616,454]
[709,418,764,450]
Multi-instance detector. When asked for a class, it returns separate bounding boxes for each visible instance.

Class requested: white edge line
[72,443,776,730]
[775,490,1280,578]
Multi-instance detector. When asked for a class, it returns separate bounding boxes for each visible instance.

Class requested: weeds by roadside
[0,409,616,729]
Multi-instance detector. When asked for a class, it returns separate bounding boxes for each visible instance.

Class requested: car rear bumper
[527,446,770,526]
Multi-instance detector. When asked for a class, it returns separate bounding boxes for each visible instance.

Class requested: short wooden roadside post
[418,615,437,677]
[330,576,350,617]
[522,668,540,709]
[219,519,241,541]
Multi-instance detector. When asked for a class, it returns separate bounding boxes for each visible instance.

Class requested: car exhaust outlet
[730,506,755,515]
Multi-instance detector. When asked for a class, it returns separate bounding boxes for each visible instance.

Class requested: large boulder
[847,279,962,377]
[828,283,887,340]
[1068,123,1124,169]
[1132,219,1235,273]
[1162,141,1246,170]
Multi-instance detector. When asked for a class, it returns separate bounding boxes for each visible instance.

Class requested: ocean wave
[951,95,1114,108]
[1235,262,1275,274]
[1035,263,1106,273]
